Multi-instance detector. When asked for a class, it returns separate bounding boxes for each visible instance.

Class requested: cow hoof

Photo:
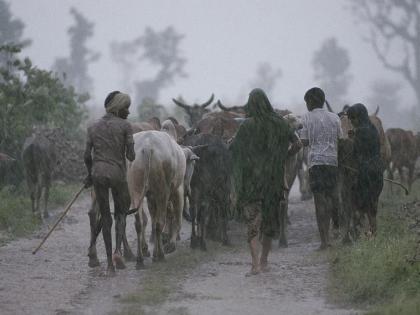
[136,261,145,270]
[279,240,288,248]
[200,242,207,251]
[113,254,126,270]
[106,265,116,277]
[43,212,50,219]
[124,251,136,262]
[152,255,165,262]
[88,257,100,268]
[164,242,176,254]
[161,233,170,245]
[142,246,151,257]
[190,237,200,249]
[222,238,231,246]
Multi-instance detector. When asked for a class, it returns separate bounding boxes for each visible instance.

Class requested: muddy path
[0,190,359,315]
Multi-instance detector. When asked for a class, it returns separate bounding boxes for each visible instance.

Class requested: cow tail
[136,148,153,210]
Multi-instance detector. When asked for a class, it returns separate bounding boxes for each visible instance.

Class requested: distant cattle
[22,134,56,219]
[386,128,417,191]
[173,94,215,127]
[182,133,232,250]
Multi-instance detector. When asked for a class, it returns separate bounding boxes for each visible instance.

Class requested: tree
[53,8,99,96]
[348,0,420,106]
[312,37,352,106]
[111,26,187,108]
[0,45,88,183]
[368,79,403,128]
[0,0,31,68]
[249,62,282,96]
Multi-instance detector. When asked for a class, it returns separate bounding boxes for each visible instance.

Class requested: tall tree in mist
[348,0,420,107]
[250,62,282,96]
[53,8,100,97]
[0,0,31,67]
[111,26,187,106]
[368,79,402,128]
[312,37,351,107]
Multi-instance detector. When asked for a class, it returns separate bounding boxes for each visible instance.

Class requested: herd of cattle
[5,95,420,265]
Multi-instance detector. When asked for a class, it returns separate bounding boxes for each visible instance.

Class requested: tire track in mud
[0,191,359,315]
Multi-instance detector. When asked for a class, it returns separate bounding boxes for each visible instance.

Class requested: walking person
[300,87,343,250]
[84,91,135,275]
[230,88,299,275]
[347,103,383,236]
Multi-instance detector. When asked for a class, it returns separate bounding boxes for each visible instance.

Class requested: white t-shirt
[299,108,343,168]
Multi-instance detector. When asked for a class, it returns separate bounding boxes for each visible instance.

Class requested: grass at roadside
[0,182,80,242]
[328,182,420,314]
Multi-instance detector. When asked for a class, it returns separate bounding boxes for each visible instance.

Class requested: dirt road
[0,191,359,315]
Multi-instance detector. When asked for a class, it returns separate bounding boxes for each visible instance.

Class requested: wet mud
[0,190,359,315]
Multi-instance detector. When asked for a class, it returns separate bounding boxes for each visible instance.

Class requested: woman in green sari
[230,88,295,275]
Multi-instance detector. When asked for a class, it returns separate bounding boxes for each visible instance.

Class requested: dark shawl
[347,103,383,209]
[230,88,291,238]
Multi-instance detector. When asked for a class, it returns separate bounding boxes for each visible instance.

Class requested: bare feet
[113,252,126,270]
[106,265,116,276]
[245,265,260,277]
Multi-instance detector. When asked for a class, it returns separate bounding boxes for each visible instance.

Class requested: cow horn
[201,94,214,108]
[172,98,190,110]
[325,100,334,113]
[191,144,209,152]
[217,100,245,112]
[374,105,380,116]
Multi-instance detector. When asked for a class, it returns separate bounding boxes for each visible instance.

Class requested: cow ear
[190,153,199,161]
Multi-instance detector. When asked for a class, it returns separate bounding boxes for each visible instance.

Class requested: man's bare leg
[260,235,272,272]
[248,237,260,275]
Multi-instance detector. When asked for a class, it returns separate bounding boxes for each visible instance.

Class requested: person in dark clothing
[230,88,300,275]
[84,91,135,275]
[347,103,383,236]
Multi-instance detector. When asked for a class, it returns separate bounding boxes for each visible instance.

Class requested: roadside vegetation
[329,182,420,314]
[0,183,80,243]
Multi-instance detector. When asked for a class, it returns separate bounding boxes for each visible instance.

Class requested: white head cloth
[106,93,131,114]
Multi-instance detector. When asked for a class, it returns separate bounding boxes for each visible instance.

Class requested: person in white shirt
[300,87,343,250]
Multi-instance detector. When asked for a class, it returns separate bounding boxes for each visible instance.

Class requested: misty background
[5,0,420,129]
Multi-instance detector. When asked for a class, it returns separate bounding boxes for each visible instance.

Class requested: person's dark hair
[104,91,121,107]
[304,87,325,110]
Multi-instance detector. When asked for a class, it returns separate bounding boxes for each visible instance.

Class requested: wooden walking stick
[32,185,85,255]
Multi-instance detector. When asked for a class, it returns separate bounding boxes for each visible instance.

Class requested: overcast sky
[9,0,413,115]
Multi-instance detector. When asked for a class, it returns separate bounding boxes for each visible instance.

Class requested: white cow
[127,126,198,267]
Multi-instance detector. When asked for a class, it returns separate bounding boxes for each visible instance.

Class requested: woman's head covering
[245,88,275,119]
[347,103,370,125]
[105,92,131,114]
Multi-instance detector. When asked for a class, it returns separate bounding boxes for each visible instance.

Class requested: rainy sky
[9,0,413,114]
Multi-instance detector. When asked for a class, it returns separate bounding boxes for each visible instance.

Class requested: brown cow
[172,94,215,127]
[386,128,417,191]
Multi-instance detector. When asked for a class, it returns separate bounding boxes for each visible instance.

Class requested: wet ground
[0,190,359,315]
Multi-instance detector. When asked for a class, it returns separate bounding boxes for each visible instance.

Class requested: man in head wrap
[300,87,343,250]
[230,88,300,275]
[347,103,383,236]
[84,91,135,275]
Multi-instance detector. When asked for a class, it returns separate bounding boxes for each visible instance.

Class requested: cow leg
[219,200,230,246]
[199,202,209,251]
[134,211,145,268]
[149,196,166,262]
[190,190,199,249]
[165,187,184,254]
[43,181,50,219]
[88,199,101,268]
[408,164,415,192]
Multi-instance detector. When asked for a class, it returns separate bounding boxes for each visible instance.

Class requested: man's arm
[125,123,136,162]
[83,131,93,187]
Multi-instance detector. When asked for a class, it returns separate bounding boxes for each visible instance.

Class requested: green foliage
[329,182,420,312]
[0,183,79,241]
[0,45,88,184]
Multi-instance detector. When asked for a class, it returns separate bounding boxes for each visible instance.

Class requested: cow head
[283,113,303,132]
[161,119,178,141]
[182,147,200,197]
[172,94,215,127]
